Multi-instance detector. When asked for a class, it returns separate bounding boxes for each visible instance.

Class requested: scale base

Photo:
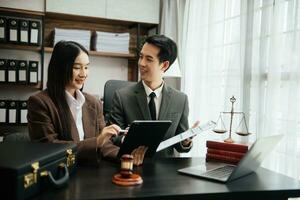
[224,137,234,143]
[112,173,143,186]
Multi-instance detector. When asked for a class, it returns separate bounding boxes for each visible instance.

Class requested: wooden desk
[36,158,300,200]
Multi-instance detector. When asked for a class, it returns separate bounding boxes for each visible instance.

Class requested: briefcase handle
[41,163,69,188]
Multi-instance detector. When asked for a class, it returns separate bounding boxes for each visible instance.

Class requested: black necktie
[149,92,156,120]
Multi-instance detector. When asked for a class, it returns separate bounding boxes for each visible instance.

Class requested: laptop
[178,135,283,183]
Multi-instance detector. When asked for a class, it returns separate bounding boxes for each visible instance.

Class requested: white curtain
[161,0,300,180]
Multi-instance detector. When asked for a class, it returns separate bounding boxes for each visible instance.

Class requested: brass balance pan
[213,129,227,134]
[235,132,251,136]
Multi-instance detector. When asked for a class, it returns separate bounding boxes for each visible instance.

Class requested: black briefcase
[0,142,77,200]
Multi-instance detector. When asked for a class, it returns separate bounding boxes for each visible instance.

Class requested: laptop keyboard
[202,165,236,179]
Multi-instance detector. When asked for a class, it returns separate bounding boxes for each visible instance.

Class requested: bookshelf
[0,7,44,90]
[0,43,42,51]
[44,47,135,58]
[44,11,158,81]
[0,7,44,136]
[0,6,158,132]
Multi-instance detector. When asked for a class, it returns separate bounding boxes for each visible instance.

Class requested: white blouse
[65,90,85,141]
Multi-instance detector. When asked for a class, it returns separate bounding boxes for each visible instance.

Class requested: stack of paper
[54,28,91,50]
[95,31,129,54]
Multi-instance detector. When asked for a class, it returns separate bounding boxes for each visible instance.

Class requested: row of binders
[0,59,38,84]
[53,28,130,54]
[0,16,41,45]
[0,100,28,125]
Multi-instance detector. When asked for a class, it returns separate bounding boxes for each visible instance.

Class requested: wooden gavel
[112,154,143,186]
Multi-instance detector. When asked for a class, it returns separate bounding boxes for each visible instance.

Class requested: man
[107,35,198,165]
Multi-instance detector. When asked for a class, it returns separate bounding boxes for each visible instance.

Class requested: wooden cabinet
[46,0,106,18]
[46,0,159,24]
[106,0,159,24]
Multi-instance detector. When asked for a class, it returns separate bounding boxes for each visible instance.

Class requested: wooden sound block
[112,173,143,186]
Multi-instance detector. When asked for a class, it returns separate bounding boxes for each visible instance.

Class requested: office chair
[103,79,136,123]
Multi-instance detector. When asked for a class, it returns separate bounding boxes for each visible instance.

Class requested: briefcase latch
[24,162,39,189]
[66,149,75,167]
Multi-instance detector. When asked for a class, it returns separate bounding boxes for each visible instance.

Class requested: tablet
[117,120,172,158]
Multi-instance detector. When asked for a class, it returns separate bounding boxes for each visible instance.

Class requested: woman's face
[65,51,90,94]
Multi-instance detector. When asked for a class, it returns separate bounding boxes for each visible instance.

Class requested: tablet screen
[117,120,172,158]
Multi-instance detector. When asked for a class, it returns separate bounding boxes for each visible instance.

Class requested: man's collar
[142,80,164,98]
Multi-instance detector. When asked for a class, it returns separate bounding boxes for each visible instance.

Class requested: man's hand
[131,146,148,166]
[97,124,120,148]
[181,120,200,147]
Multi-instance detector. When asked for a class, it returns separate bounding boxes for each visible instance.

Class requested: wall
[43,53,128,99]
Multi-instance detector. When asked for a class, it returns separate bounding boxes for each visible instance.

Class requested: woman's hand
[97,124,120,148]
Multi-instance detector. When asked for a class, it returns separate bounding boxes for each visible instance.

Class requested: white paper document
[156,121,216,152]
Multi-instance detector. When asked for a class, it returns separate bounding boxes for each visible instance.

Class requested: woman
[27,41,120,164]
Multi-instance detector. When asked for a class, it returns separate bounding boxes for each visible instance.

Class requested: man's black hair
[145,35,177,71]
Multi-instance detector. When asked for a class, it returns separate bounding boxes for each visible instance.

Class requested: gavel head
[120,154,134,178]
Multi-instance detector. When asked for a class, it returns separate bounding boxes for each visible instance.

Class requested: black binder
[29,20,40,45]
[0,100,6,124]
[0,17,6,43]
[28,61,38,84]
[7,100,18,124]
[19,20,29,44]
[18,100,28,124]
[0,59,7,83]
[17,60,28,84]
[8,18,18,43]
[7,60,17,84]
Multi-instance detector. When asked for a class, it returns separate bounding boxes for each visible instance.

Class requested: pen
[119,129,128,133]
[119,125,130,134]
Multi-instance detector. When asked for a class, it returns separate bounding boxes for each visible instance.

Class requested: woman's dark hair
[47,41,88,140]
[145,35,177,72]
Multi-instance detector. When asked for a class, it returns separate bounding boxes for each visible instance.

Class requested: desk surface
[37,158,300,200]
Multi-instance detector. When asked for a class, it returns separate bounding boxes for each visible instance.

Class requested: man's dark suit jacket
[109,81,191,157]
[27,90,117,164]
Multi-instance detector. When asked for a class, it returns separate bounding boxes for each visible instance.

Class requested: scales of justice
[213,96,252,143]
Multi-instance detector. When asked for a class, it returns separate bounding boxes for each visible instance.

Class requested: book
[206,140,249,153]
[206,153,240,165]
[207,148,246,159]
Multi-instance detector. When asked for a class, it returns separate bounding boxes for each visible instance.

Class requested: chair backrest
[103,79,136,122]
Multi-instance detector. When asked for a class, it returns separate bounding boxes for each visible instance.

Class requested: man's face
[138,43,169,83]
